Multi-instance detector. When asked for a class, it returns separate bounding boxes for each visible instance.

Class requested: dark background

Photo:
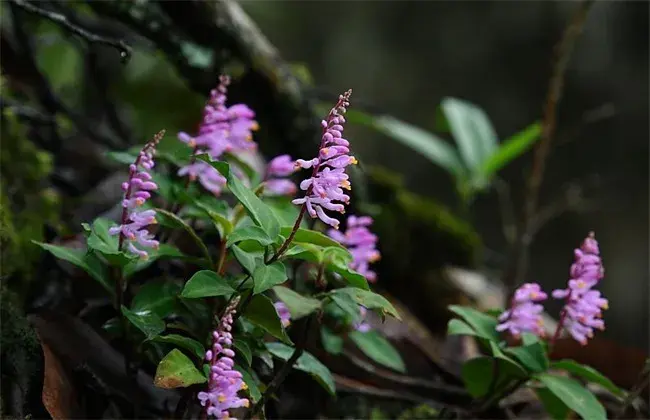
[241,0,649,350]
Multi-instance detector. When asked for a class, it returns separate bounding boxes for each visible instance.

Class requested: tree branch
[10,0,131,61]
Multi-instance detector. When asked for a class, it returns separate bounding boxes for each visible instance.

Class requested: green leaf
[154,349,207,389]
[252,262,288,294]
[461,356,527,398]
[349,330,406,373]
[266,197,302,226]
[181,270,235,299]
[123,243,187,278]
[234,364,261,402]
[32,241,111,294]
[86,218,135,267]
[106,151,138,165]
[273,286,321,319]
[265,342,336,395]
[551,360,624,397]
[279,227,346,250]
[441,97,498,174]
[536,373,607,420]
[448,305,499,341]
[190,197,233,236]
[121,306,165,340]
[330,292,363,322]
[244,295,292,344]
[447,319,480,337]
[321,327,344,355]
[234,340,253,366]
[202,159,280,239]
[231,245,260,275]
[372,115,465,178]
[332,288,401,320]
[155,208,213,266]
[328,261,370,290]
[480,122,541,178]
[131,281,181,318]
[227,226,273,248]
[535,387,571,420]
[505,342,549,374]
[151,334,205,359]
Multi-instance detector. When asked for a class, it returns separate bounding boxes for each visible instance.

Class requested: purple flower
[178,75,259,195]
[552,232,608,345]
[292,90,357,229]
[328,215,381,283]
[267,154,296,177]
[353,306,371,333]
[263,155,297,196]
[496,283,548,338]
[198,297,250,419]
[109,131,164,259]
[274,301,291,328]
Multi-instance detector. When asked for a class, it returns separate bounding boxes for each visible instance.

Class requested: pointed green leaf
[536,373,607,420]
[535,387,571,420]
[244,295,292,344]
[332,288,401,320]
[124,243,187,278]
[252,262,288,294]
[279,227,346,250]
[132,280,182,318]
[448,305,499,341]
[201,158,280,238]
[155,208,213,266]
[550,360,624,398]
[441,97,498,173]
[181,270,235,299]
[461,356,527,398]
[151,334,205,359]
[481,122,541,178]
[233,340,253,366]
[505,342,549,373]
[227,226,273,248]
[372,115,464,178]
[189,197,233,236]
[266,342,336,395]
[447,318,480,337]
[231,245,260,275]
[321,327,344,355]
[121,306,165,340]
[32,241,111,294]
[154,349,207,389]
[234,364,261,402]
[86,218,136,267]
[349,330,406,373]
[273,286,321,319]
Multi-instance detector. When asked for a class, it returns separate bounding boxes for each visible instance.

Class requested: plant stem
[246,316,314,419]
[266,204,306,264]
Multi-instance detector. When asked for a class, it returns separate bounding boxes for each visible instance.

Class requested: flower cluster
[496,283,548,338]
[274,301,291,328]
[178,75,259,195]
[109,131,164,259]
[552,232,608,345]
[198,297,250,419]
[264,154,297,196]
[328,215,381,283]
[292,90,357,229]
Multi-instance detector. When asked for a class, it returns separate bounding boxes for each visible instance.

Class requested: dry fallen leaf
[36,331,82,419]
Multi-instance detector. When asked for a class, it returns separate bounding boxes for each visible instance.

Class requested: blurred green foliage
[0,106,61,283]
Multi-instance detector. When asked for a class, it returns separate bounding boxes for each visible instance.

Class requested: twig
[10,0,131,61]
[615,359,650,419]
[503,0,595,291]
[494,178,517,245]
[246,316,314,419]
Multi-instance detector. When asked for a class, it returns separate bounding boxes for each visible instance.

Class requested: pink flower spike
[552,232,607,346]
[110,130,164,259]
[496,282,547,338]
[327,215,381,283]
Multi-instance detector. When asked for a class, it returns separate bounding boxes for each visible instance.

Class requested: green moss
[0,108,61,281]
